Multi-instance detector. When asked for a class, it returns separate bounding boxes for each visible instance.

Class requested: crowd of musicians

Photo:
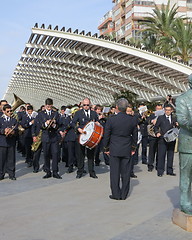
[0,95,178,200]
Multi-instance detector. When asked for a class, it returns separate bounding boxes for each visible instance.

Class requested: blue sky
[0,0,113,99]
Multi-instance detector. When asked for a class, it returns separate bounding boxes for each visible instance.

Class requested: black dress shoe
[76,174,82,179]
[167,173,176,176]
[157,173,163,177]
[27,162,32,168]
[95,162,100,166]
[9,176,16,180]
[109,195,120,200]
[142,161,147,165]
[43,172,52,179]
[53,173,62,179]
[33,169,39,173]
[67,167,74,173]
[148,169,153,172]
[130,174,137,178]
[90,173,98,179]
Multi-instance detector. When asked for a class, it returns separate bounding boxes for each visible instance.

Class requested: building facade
[98,0,192,41]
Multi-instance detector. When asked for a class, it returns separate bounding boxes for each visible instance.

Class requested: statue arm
[176,97,192,132]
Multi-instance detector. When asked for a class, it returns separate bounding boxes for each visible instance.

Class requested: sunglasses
[83,104,90,106]
[6,110,13,113]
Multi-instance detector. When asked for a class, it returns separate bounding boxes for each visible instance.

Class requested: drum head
[79,122,95,145]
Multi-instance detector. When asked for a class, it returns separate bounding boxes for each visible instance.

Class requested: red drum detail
[79,122,104,149]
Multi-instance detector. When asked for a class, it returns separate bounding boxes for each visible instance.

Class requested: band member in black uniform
[147,104,163,172]
[0,100,8,117]
[94,105,106,166]
[0,104,18,180]
[21,105,35,167]
[72,97,99,179]
[138,104,149,164]
[59,109,76,173]
[31,113,42,173]
[154,104,178,177]
[58,106,68,164]
[126,105,138,178]
[38,98,61,179]
[103,99,138,200]
[17,105,26,156]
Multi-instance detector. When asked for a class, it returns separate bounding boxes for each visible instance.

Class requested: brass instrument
[47,116,56,129]
[71,106,79,115]
[11,93,25,112]
[11,94,26,134]
[143,110,153,118]
[5,125,17,137]
[31,130,42,152]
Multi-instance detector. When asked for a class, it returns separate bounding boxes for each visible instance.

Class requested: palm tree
[142,0,179,38]
[170,19,192,63]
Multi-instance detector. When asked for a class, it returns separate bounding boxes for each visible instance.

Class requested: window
[114,8,121,17]
[125,23,132,31]
[126,10,132,19]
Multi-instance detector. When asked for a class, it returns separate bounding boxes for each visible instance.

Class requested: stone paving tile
[111,208,192,240]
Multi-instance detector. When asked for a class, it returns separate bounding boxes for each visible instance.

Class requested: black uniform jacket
[71,109,99,133]
[38,110,60,143]
[59,115,76,142]
[21,115,35,138]
[0,116,18,147]
[154,114,177,137]
[103,112,138,157]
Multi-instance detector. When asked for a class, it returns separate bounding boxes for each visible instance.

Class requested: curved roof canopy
[4,23,192,108]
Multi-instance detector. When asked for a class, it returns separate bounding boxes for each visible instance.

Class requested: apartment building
[98,0,192,41]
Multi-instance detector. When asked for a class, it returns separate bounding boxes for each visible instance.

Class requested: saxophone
[31,130,42,152]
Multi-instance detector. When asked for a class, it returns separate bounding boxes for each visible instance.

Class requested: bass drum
[79,121,104,149]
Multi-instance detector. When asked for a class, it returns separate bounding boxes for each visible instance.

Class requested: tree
[170,19,192,63]
[113,90,138,107]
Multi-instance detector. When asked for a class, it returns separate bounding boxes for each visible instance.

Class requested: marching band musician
[0,100,8,117]
[0,104,18,180]
[17,105,26,157]
[94,105,106,166]
[38,98,62,179]
[126,105,138,178]
[147,104,163,172]
[31,113,42,173]
[20,105,35,168]
[137,103,149,165]
[59,108,77,173]
[71,97,99,179]
[58,106,68,164]
[154,104,178,177]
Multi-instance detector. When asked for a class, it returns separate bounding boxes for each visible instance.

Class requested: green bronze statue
[176,73,192,215]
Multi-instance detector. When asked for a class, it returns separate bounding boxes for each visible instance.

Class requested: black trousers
[157,138,176,175]
[66,141,76,167]
[141,136,148,163]
[148,137,158,170]
[0,146,16,178]
[33,145,42,171]
[24,137,33,163]
[110,155,132,200]
[42,141,59,173]
[76,143,95,175]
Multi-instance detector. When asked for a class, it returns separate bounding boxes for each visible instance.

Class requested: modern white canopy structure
[4,23,192,109]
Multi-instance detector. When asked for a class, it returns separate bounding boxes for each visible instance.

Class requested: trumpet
[5,125,17,137]
[47,116,56,129]
[142,110,153,118]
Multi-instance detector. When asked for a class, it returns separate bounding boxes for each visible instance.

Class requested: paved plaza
[0,151,192,240]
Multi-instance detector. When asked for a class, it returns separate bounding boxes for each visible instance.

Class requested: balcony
[99,10,113,25]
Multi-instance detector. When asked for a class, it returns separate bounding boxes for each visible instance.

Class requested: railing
[99,10,113,24]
